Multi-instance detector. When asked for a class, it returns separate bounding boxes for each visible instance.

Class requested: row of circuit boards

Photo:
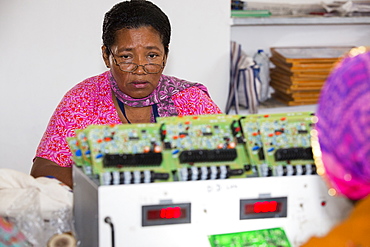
[67,112,317,185]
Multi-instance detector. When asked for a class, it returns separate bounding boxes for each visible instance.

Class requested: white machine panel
[73,167,352,247]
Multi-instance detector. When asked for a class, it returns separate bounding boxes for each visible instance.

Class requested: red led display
[142,203,191,226]
[161,207,181,219]
[147,207,186,220]
[244,201,280,214]
[240,197,287,220]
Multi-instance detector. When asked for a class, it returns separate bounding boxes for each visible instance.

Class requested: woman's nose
[132,57,148,74]
[133,64,147,74]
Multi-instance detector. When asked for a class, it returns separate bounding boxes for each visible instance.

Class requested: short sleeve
[35,74,120,167]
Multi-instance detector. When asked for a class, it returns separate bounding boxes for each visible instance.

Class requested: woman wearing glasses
[31,0,222,188]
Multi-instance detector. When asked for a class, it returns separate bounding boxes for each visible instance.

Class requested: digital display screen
[142,203,191,226]
[147,206,186,220]
[240,197,287,220]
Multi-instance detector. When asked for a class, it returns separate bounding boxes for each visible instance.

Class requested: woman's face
[103,26,166,99]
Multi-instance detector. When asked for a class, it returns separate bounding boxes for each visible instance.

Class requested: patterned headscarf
[314,47,370,200]
[109,72,210,117]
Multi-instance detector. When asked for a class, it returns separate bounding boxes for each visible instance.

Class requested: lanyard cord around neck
[116,96,159,124]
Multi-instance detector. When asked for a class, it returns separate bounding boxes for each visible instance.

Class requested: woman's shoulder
[160,74,210,95]
[161,74,204,86]
[66,71,111,96]
[56,71,113,110]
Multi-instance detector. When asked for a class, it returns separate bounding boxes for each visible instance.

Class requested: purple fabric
[316,49,370,200]
[109,72,210,117]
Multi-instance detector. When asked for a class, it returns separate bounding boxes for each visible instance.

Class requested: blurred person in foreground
[302,46,370,246]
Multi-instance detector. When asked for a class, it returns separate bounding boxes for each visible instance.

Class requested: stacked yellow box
[269,46,352,106]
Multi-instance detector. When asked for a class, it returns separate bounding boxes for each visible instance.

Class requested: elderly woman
[31,0,222,188]
[301,47,370,246]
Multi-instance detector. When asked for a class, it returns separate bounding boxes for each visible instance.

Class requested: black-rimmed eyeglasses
[108,49,164,74]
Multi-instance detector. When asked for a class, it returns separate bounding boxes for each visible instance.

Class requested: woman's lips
[131,81,149,89]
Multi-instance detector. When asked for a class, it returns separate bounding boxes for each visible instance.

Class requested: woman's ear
[102,45,110,68]
[162,46,170,67]
[163,53,168,67]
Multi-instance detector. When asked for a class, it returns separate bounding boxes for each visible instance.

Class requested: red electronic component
[154,145,162,153]
[228,142,236,149]
[143,146,150,153]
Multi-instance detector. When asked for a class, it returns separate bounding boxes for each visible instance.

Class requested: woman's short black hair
[102,0,171,55]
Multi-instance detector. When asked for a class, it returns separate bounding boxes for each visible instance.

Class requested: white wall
[0,0,230,174]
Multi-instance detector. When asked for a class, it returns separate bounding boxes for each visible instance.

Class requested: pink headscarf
[315,47,370,200]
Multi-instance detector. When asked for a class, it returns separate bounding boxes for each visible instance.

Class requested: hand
[31,157,73,189]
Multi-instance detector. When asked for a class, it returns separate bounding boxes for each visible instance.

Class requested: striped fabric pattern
[226,41,260,114]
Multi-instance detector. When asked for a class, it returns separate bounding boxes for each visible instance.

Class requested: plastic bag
[0,169,75,246]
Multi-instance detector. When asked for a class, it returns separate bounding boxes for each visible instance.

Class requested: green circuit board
[67,129,94,175]
[208,227,291,247]
[66,136,83,167]
[67,112,317,185]
[240,115,265,166]
[240,112,315,176]
[84,123,173,185]
[259,114,316,176]
[157,114,254,180]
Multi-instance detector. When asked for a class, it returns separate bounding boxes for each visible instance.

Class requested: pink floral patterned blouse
[35,71,222,167]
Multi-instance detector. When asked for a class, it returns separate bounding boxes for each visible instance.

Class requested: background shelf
[231,16,370,26]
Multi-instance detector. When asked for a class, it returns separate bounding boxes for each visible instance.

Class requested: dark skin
[105,26,167,124]
[31,26,167,189]
[31,157,73,188]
